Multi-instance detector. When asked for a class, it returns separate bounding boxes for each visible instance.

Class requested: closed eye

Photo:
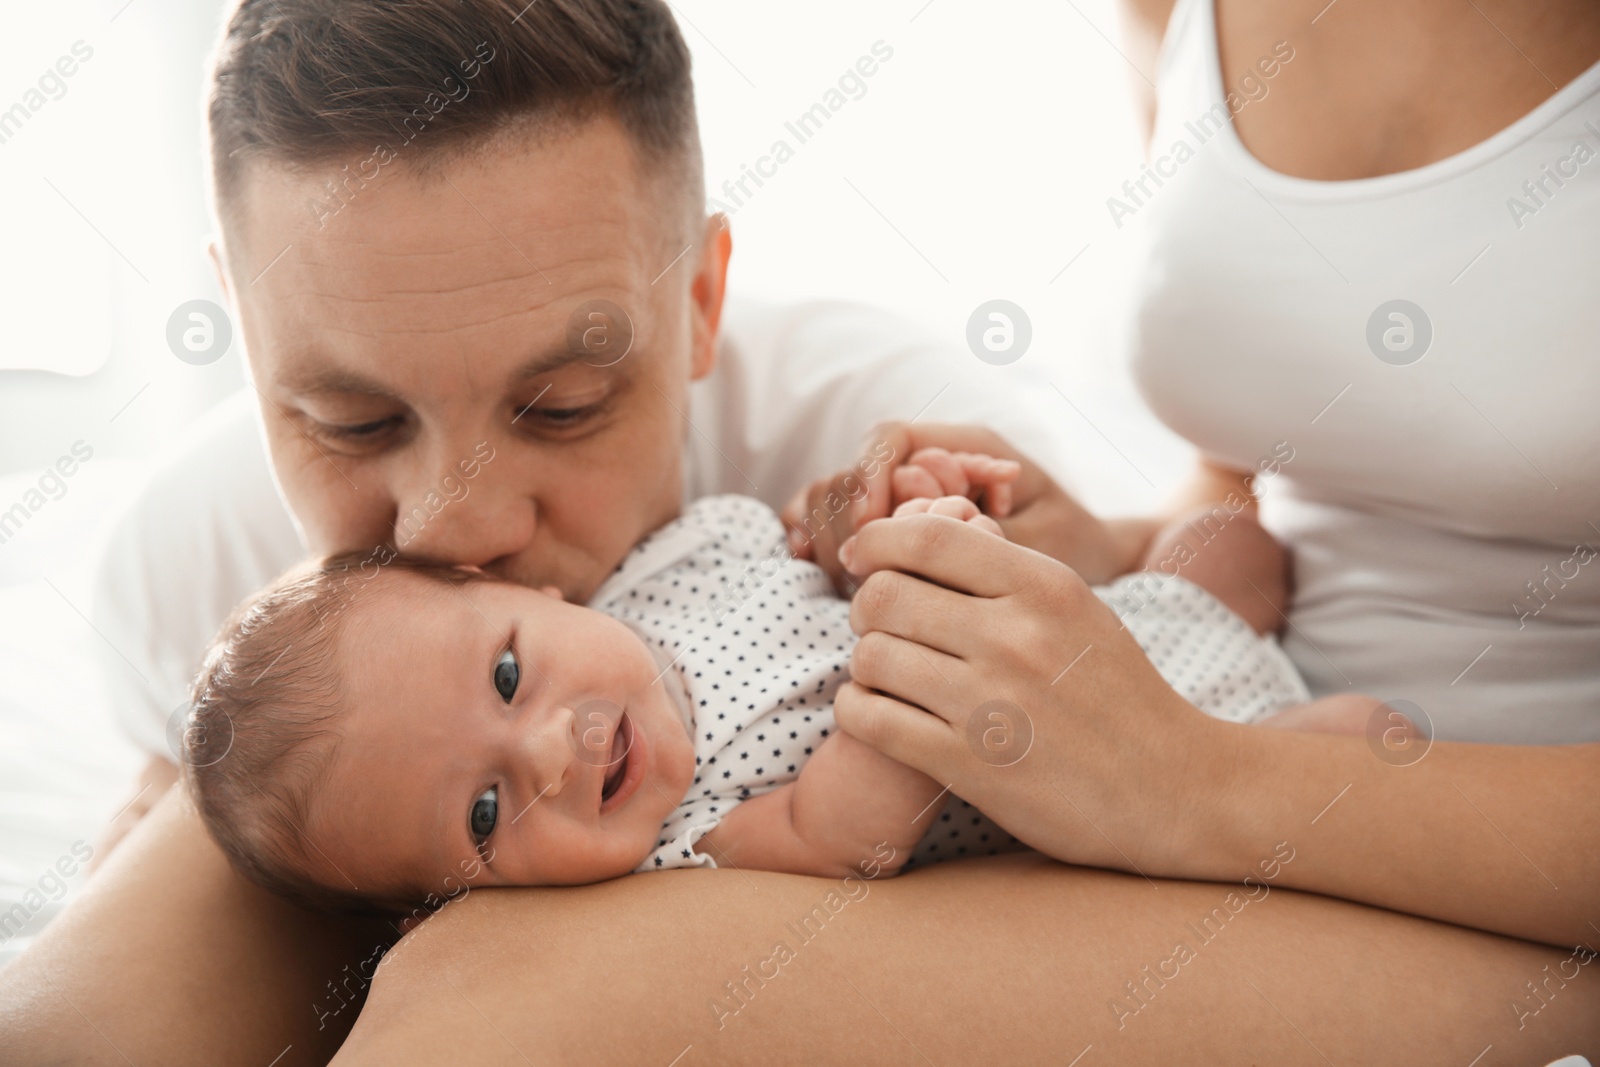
[516,400,605,430]
[538,403,596,422]
[319,415,404,440]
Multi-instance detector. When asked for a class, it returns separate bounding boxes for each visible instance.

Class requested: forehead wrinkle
[263,251,643,340]
[287,301,564,339]
[293,207,640,279]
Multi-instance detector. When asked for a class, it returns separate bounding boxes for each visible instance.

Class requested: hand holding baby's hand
[892,494,1007,538]
[890,447,1020,518]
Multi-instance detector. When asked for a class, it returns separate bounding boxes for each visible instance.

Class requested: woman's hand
[833,512,1223,875]
[834,516,1600,948]
[780,423,1157,592]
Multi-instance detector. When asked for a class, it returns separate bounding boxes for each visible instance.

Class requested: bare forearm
[1185,721,1600,947]
[0,789,392,1065]
[1031,458,1257,583]
[697,734,941,877]
[789,733,942,870]
[695,784,884,878]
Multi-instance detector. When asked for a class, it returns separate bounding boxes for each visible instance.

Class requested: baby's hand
[892,494,1008,539]
[890,447,1020,518]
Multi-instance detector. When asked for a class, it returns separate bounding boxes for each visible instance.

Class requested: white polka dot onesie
[588,496,1310,873]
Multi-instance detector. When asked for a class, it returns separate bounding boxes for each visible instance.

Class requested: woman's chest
[1129,166,1600,545]
[1215,0,1600,181]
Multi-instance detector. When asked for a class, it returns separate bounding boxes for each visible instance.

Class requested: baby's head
[184,555,697,914]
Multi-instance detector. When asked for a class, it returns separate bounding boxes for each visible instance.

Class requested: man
[92,0,1073,834]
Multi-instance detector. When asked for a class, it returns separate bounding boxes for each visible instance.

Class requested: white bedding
[0,461,144,968]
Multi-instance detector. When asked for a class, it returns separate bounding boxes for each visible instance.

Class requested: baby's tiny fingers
[925,495,981,521]
[986,479,1013,518]
[892,464,944,504]
[906,447,971,498]
[893,497,937,517]
[969,514,1006,539]
[955,454,1020,517]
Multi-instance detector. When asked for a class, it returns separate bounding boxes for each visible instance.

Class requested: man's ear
[687,213,732,382]
[206,238,234,304]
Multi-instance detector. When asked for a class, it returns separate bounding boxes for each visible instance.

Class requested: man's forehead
[225,117,681,293]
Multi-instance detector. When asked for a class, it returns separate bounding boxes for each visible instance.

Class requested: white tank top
[1128,0,1600,743]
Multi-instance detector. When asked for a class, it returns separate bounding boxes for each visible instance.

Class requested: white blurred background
[0,0,1192,960]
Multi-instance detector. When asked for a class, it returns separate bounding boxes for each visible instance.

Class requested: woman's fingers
[842,512,1065,600]
[848,566,997,656]
[832,681,960,779]
[848,630,970,718]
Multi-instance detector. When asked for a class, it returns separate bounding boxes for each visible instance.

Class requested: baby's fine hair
[184,551,483,915]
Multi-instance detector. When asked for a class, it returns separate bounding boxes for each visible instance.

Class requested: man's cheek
[267,430,389,553]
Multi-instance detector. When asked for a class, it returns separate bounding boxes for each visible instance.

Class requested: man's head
[206,0,731,602]
[185,555,698,913]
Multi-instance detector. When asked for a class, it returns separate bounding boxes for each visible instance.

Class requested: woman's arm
[836,514,1600,948]
[335,853,1597,1065]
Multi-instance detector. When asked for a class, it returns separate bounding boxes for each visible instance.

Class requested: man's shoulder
[94,389,301,616]
[717,296,939,374]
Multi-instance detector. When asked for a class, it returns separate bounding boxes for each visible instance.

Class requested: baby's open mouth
[600,713,631,803]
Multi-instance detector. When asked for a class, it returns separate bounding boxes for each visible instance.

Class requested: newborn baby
[184,483,1317,915]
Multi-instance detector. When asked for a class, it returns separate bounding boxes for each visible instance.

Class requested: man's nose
[393,455,535,567]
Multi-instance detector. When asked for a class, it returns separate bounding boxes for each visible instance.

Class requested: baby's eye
[494,648,519,702]
[470,787,498,842]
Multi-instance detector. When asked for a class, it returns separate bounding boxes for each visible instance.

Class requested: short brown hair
[185,552,485,915]
[206,0,702,225]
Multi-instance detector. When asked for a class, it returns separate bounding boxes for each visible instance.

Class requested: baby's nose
[518,704,580,799]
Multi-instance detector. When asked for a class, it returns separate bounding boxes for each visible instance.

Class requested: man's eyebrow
[510,344,592,381]
[275,363,398,399]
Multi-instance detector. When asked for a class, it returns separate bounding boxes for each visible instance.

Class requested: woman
[3,1,1595,1064]
[820,0,1600,952]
